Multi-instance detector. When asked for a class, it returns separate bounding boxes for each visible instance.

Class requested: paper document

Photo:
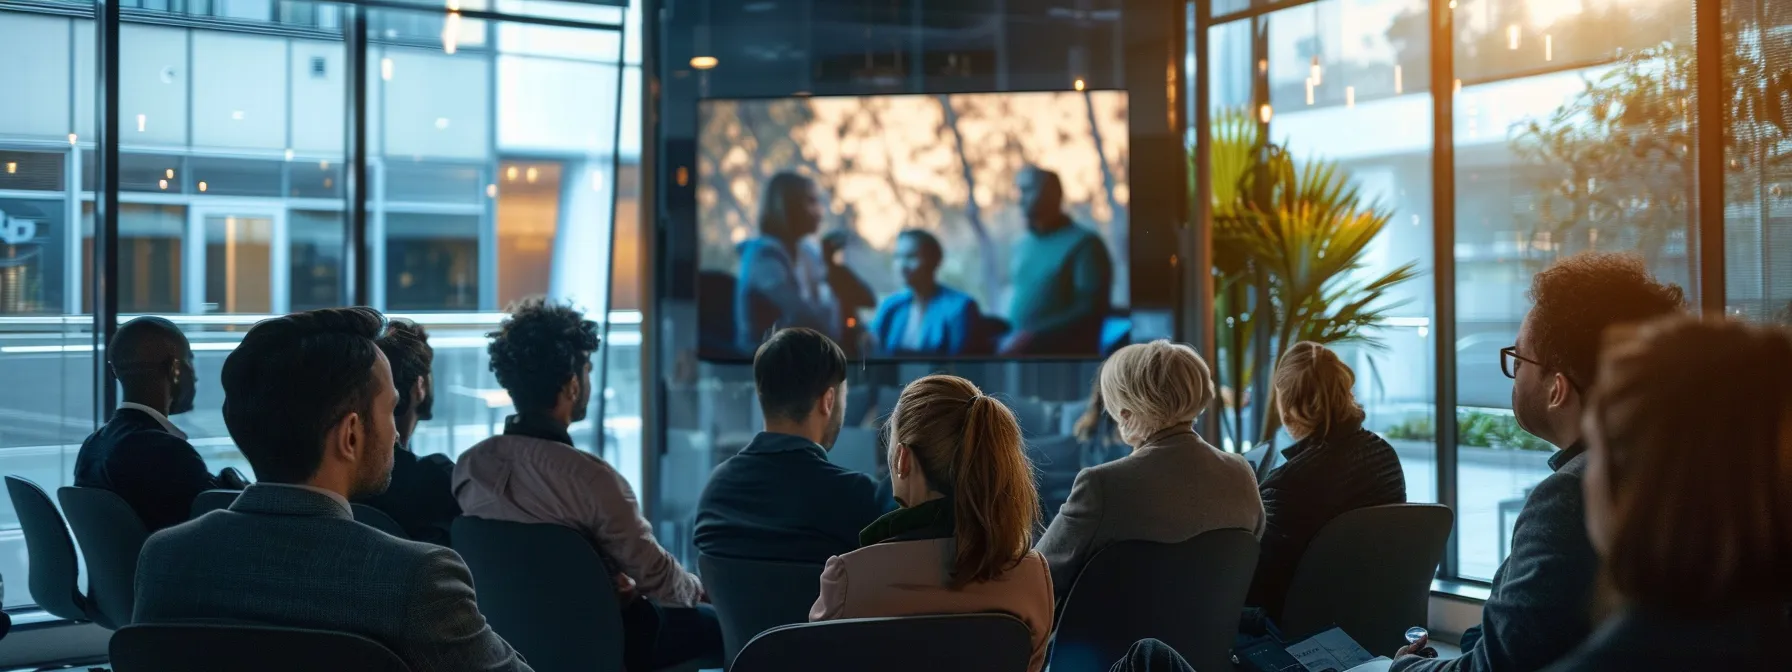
[1285,627,1376,672]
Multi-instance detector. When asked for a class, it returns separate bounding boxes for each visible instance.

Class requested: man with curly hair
[1393,253,1684,671]
[454,298,718,670]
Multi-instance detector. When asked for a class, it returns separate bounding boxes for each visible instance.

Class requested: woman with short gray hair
[1036,340,1265,604]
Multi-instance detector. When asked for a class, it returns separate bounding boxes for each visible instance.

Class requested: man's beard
[351,447,395,499]
[415,389,435,422]
[571,377,591,422]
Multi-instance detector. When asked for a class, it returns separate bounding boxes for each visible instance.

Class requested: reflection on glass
[385,213,479,311]
[1722,0,1792,324]
[289,210,345,311]
[1451,0,1693,581]
[204,214,276,314]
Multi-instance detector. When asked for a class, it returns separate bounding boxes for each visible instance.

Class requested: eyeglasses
[1501,346,1583,391]
[1498,346,1539,380]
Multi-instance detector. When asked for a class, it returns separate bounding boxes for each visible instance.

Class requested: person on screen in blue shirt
[1001,166,1113,357]
[871,229,985,357]
[734,172,840,355]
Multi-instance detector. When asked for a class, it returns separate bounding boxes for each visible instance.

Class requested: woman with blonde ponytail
[1247,341,1405,622]
[809,374,1054,672]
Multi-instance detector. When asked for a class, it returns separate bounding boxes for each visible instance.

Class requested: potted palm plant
[1202,108,1421,450]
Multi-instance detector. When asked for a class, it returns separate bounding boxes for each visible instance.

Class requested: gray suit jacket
[1035,427,1265,600]
[135,484,532,672]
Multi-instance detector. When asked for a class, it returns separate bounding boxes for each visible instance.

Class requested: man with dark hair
[695,328,890,565]
[134,307,530,672]
[1002,165,1114,356]
[1393,252,1685,672]
[455,298,719,671]
[75,316,246,531]
[357,319,460,545]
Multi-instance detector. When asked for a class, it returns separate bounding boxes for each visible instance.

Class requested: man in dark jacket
[74,316,246,531]
[356,319,459,545]
[695,328,891,564]
[1392,253,1685,671]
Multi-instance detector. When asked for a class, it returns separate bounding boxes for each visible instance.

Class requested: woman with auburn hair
[1542,317,1792,670]
[1247,341,1406,621]
[810,374,1053,672]
[1036,340,1264,604]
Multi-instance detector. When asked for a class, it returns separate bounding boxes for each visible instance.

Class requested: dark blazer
[1392,444,1596,672]
[1540,606,1787,671]
[74,407,222,532]
[357,447,461,545]
[1248,425,1406,621]
[693,432,892,564]
[135,484,531,672]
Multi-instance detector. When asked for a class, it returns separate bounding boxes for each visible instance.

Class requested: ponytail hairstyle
[890,375,1040,588]
[1272,341,1365,440]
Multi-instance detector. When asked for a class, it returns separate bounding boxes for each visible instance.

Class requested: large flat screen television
[696,90,1131,361]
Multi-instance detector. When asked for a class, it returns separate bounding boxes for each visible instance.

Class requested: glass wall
[0,0,639,611]
[1204,0,1727,584]
[1724,0,1792,325]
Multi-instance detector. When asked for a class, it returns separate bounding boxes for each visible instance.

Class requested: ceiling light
[68,134,78,145]
[1310,56,1322,86]
[1073,78,1085,91]
[4,162,15,174]
[525,167,539,183]
[137,114,147,132]
[381,58,394,81]
[198,181,208,192]
[165,169,174,179]
[157,179,168,190]
[442,11,461,55]
[1258,103,1273,124]
[690,56,718,70]
[486,184,497,198]
[506,166,519,181]
[285,148,295,161]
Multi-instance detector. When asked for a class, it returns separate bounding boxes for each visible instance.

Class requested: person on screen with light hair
[1036,340,1264,604]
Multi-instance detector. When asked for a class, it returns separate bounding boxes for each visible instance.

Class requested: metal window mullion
[93,0,121,422]
[344,4,369,307]
[1429,0,1462,581]
[1694,0,1726,315]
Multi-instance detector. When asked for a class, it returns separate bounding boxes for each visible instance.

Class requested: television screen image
[696,90,1131,361]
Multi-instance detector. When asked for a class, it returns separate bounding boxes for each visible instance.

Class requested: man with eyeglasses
[1393,253,1684,672]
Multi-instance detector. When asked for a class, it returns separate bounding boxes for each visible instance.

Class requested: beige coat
[1035,427,1266,599]
[810,540,1054,672]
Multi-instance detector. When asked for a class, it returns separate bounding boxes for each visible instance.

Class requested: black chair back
[352,503,409,538]
[58,486,149,629]
[1054,529,1260,672]
[4,476,90,623]
[190,489,241,519]
[109,623,411,672]
[1280,503,1455,656]
[731,614,1032,672]
[451,516,625,672]
[697,553,824,667]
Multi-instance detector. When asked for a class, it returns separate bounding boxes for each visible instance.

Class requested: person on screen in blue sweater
[1001,166,1113,357]
[871,229,985,357]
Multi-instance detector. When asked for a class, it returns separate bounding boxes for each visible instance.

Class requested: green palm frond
[1199,107,1424,446]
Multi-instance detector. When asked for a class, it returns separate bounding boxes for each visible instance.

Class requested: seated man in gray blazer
[1036,341,1265,604]
[134,307,531,672]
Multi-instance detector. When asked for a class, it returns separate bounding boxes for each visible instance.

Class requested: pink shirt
[453,434,703,607]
